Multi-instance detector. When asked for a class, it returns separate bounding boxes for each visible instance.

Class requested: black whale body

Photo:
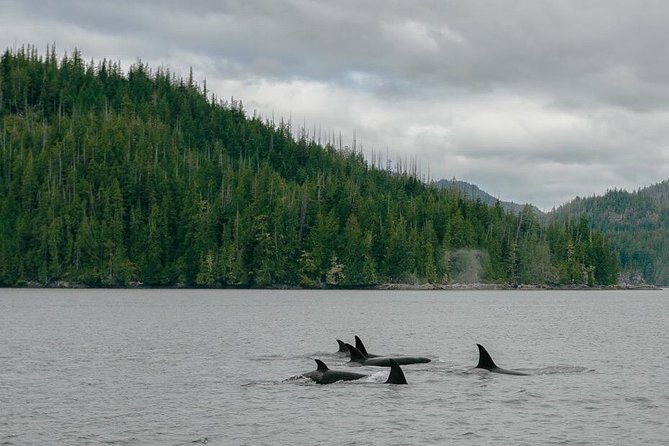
[302,359,407,385]
[345,343,431,367]
[336,336,381,357]
[474,344,529,376]
[336,339,348,353]
[354,335,381,358]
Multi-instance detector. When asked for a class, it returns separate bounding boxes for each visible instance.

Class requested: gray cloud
[2,0,668,210]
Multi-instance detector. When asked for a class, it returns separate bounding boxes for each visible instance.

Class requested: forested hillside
[0,46,619,287]
[551,181,669,285]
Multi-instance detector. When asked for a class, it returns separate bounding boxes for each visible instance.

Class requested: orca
[385,358,408,385]
[336,339,348,353]
[345,343,431,367]
[302,359,407,385]
[354,335,381,358]
[475,344,529,376]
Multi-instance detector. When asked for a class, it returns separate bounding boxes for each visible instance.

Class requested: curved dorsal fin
[354,335,370,357]
[315,359,329,371]
[476,344,498,370]
[336,339,347,352]
[385,359,408,385]
[345,343,367,362]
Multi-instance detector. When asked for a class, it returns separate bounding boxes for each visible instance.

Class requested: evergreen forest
[551,181,669,285]
[0,46,620,288]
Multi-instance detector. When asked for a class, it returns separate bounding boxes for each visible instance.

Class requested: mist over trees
[0,46,619,287]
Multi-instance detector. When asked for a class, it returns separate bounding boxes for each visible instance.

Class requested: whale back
[385,359,408,385]
[476,344,499,370]
[336,339,347,353]
[345,343,368,363]
[314,359,329,371]
[354,336,370,357]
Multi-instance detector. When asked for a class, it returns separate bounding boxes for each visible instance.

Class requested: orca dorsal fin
[385,359,408,385]
[354,335,370,357]
[315,359,329,371]
[476,344,498,370]
[345,343,368,362]
[336,339,347,352]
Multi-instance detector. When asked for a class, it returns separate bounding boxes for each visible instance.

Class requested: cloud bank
[2,0,668,209]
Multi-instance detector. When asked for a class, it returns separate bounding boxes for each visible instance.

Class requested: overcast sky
[2,0,668,210]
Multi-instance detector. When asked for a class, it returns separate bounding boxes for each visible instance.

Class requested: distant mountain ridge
[434,179,543,216]
[435,177,669,285]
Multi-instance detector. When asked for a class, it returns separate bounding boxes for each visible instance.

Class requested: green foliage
[0,45,619,287]
[552,183,669,285]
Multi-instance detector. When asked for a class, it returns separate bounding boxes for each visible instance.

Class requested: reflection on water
[0,288,667,445]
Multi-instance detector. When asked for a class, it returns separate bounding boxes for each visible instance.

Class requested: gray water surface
[1,288,667,445]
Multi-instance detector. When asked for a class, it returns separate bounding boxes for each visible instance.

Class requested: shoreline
[10,280,663,291]
[374,283,662,291]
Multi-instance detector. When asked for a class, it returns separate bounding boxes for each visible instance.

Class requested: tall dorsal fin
[314,359,329,371]
[336,339,347,352]
[345,343,367,363]
[476,344,498,370]
[385,359,408,385]
[354,335,370,357]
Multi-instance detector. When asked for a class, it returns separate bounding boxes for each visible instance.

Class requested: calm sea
[0,288,667,445]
